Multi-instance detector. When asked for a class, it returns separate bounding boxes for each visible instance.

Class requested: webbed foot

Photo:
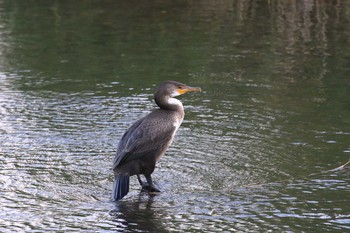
[141,183,161,193]
[137,174,161,193]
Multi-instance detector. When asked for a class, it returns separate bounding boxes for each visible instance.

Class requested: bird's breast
[172,113,184,132]
[173,118,181,131]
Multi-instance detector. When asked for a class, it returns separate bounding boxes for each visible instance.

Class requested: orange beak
[177,85,202,95]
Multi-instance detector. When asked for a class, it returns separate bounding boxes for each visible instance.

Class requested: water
[1,0,349,232]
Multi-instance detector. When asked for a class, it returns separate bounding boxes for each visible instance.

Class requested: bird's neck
[155,96,184,111]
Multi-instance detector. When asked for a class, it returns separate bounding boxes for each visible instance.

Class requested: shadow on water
[110,193,169,233]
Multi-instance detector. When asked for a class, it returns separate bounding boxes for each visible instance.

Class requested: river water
[0,0,349,232]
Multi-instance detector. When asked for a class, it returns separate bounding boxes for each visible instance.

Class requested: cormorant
[112,80,201,201]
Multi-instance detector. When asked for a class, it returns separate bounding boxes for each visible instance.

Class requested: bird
[112,80,201,201]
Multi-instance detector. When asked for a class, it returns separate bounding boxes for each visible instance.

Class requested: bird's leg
[143,175,161,193]
[138,174,159,192]
[137,174,161,192]
[137,174,146,187]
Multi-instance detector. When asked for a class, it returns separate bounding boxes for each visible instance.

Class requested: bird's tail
[112,175,130,201]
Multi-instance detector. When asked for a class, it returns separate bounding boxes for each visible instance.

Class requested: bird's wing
[113,114,175,170]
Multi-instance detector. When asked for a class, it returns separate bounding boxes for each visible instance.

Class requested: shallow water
[0,0,349,232]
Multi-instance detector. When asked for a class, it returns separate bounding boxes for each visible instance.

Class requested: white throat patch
[170,90,180,97]
[167,97,183,108]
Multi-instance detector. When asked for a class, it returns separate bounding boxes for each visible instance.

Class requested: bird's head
[154,80,201,110]
[156,80,202,98]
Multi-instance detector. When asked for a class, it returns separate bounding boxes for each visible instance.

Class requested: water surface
[0,0,349,232]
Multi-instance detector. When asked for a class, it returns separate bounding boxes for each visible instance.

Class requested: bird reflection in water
[109,194,169,233]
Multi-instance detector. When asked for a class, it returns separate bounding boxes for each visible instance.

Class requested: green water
[0,0,349,232]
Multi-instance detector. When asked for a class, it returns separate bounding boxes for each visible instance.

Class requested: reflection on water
[1,0,350,232]
[111,195,168,232]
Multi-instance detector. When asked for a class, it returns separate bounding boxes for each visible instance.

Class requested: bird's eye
[179,85,185,89]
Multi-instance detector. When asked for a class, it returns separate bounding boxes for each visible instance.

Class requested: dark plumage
[112,80,201,201]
